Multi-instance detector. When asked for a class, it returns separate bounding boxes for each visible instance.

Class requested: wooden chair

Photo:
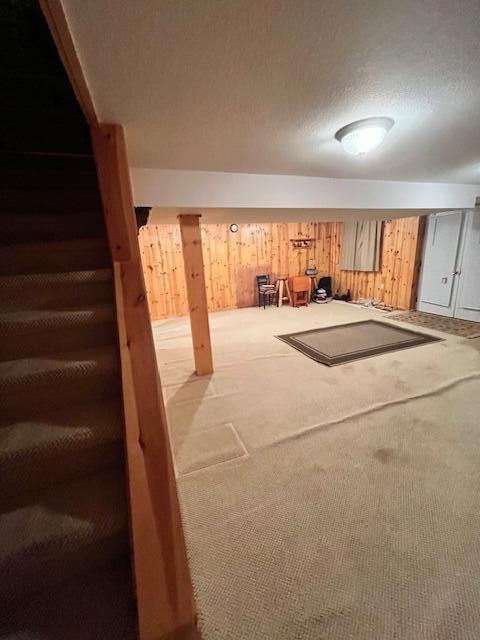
[256,275,278,309]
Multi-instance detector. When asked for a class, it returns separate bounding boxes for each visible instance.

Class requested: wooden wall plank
[140,218,425,319]
[408,216,427,310]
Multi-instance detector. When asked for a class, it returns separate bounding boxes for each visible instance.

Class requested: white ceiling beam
[131,169,479,211]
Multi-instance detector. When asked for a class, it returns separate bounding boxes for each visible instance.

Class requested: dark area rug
[277,319,441,366]
[388,311,480,339]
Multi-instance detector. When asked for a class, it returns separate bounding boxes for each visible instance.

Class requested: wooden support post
[178,215,214,376]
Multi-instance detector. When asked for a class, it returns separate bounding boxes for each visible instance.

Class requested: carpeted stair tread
[0,468,128,602]
[0,399,124,496]
[1,211,105,243]
[0,163,98,191]
[0,157,136,628]
[0,346,120,418]
[0,557,137,640]
[0,346,118,387]
[0,306,116,360]
[0,188,101,213]
[0,268,114,312]
[0,306,115,332]
[0,237,110,275]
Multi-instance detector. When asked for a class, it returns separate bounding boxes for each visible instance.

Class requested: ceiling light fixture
[335,117,394,155]
[229,223,238,233]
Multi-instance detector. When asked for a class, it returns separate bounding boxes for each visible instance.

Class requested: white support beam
[131,168,479,211]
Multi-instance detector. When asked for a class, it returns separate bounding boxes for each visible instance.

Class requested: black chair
[256,274,278,309]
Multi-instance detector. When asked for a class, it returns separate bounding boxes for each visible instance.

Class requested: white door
[417,211,464,317]
[454,210,480,322]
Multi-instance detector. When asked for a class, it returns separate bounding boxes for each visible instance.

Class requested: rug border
[276,319,443,367]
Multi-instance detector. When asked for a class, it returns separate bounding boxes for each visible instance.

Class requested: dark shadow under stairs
[0,155,138,639]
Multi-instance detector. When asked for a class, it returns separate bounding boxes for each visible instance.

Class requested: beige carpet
[173,423,247,476]
[153,302,480,639]
[388,310,480,339]
[180,378,480,639]
[157,304,479,453]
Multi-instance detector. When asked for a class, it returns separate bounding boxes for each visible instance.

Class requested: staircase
[0,155,137,639]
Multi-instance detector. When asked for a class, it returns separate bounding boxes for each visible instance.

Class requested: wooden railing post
[92,124,197,640]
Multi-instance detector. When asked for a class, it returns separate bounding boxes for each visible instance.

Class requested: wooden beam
[94,125,197,639]
[91,125,136,262]
[408,215,427,310]
[178,215,214,376]
[40,0,99,126]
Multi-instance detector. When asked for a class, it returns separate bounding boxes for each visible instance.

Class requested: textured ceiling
[64,0,480,184]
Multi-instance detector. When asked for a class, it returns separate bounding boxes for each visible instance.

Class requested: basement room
[133,196,480,637]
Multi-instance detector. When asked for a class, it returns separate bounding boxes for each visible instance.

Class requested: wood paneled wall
[139,217,425,320]
[333,217,426,311]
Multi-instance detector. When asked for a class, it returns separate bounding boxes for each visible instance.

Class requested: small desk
[288,276,310,307]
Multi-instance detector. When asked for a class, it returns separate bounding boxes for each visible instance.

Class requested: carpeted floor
[153,302,480,639]
[158,304,479,453]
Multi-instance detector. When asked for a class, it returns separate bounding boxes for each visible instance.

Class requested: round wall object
[229,223,239,233]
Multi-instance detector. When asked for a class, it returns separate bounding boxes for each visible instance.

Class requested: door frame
[454,209,480,321]
[416,210,466,317]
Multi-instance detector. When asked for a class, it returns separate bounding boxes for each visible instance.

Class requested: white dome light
[335,117,394,155]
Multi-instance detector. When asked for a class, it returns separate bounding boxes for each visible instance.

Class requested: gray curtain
[340,220,382,271]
